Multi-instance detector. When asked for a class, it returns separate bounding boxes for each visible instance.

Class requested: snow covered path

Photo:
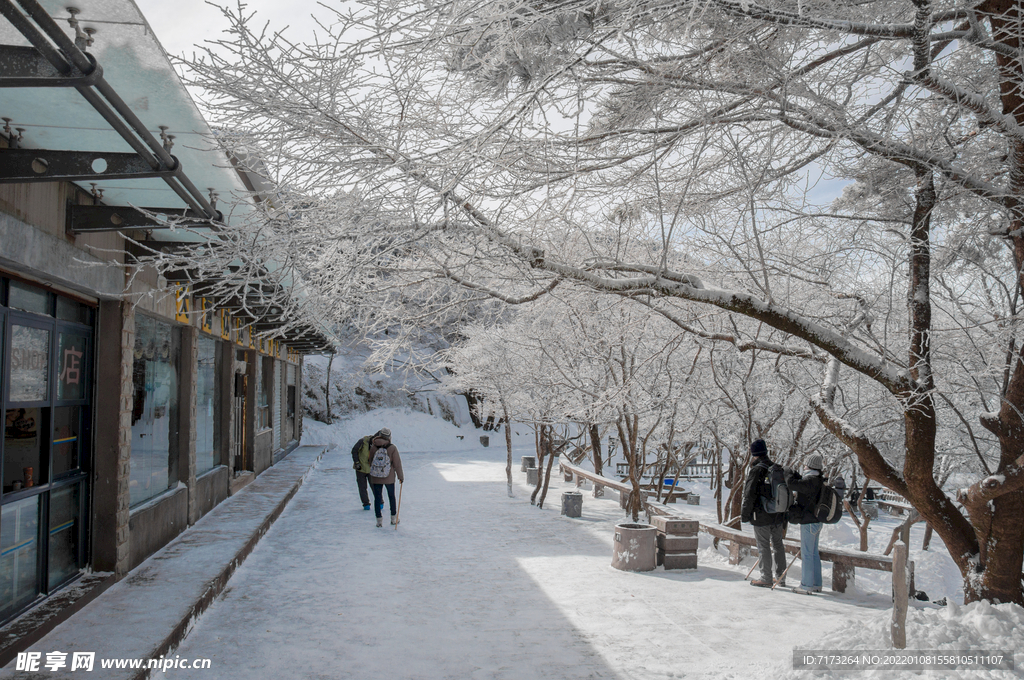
[171,440,893,680]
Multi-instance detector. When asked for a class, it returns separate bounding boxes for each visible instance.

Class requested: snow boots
[391,516,399,526]
[376,516,383,528]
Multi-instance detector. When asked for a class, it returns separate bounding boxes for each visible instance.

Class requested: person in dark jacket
[368,428,405,527]
[741,439,788,587]
[830,473,847,499]
[350,434,374,510]
[786,453,825,593]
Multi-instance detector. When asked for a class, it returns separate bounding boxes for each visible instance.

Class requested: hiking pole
[745,556,761,581]
[394,481,403,531]
[772,552,800,590]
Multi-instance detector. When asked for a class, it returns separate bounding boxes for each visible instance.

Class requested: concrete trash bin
[686,494,700,505]
[521,456,536,471]
[612,523,657,572]
[526,467,539,485]
[561,491,583,517]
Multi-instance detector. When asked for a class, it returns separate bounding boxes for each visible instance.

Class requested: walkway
[168,447,889,680]
[1,442,896,679]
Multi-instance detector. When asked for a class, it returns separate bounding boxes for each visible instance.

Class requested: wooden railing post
[892,541,908,649]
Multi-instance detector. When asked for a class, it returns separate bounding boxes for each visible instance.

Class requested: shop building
[0,0,331,637]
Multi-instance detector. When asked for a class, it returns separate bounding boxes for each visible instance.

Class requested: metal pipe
[0,1,69,72]
[9,0,218,219]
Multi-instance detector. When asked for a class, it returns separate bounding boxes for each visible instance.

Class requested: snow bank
[777,601,1024,679]
[302,352,472,428]
[302,406,520,454]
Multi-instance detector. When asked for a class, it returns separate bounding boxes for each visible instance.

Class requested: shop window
[0,283,92,623]
[129,315,179,507]
[4,408,46,492]
[47,484,80,590]
[52,407,81,477]
[55,298,92,326]
[56,332,88,401]
[256,356,271,431]
[9,324,49,402]
[285,364,296,443]
[195,336,220,475]
[0,495,40,619]
[8,282,49,316]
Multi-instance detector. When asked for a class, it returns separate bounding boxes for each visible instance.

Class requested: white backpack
[369,445,392,478]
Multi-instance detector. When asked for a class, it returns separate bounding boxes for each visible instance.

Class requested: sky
[130,0,849,206]
[133,0,326,60]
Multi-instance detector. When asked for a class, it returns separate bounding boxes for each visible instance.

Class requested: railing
[559,459,907,593]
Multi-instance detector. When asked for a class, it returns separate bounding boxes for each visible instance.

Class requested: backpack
[369,444,392,478]
[759,463,791,514]
[814,483,843,524]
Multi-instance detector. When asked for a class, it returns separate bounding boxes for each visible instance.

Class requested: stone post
[892,541,908,649]
[178,326,198,524]
[114,302,134,578]
[92,300,134,578]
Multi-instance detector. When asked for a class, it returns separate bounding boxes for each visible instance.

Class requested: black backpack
[759,463,791,514]
[814,483,843,524]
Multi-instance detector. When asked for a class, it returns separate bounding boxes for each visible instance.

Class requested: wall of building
[0,180,312,619]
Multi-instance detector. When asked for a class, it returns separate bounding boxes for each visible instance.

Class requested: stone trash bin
[526,467,539,485]
[611,523,657,572]
[686,494,700,505]
[521,456,536,471]
[561,491,583,518]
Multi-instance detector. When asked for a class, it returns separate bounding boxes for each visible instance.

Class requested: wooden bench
[699,521,907,593]
[875,498,915,516]
[560,460,640,508]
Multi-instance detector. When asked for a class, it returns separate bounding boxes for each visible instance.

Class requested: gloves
[353,462,360,470]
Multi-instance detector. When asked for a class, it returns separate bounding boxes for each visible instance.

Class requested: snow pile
[302,406,522,454]
[778,600,1024,679]
[301,350,471,427]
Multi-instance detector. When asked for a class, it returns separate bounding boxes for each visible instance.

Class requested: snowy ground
[168,409,1022,679]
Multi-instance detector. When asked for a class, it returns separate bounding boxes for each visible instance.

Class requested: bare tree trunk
[537,432,557,509]
[589,423,604,497]
[325,351,334,424]
[502,399,513,498]
[885,510,922,556]
[843,478,874,552]
[715,440,724,525]
[531,424,549,505]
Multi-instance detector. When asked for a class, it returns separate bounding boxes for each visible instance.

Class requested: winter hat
[750,439,768,457]
[805,453,824,471]
[378,427,392,439]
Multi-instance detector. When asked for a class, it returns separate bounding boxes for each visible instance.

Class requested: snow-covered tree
[178,0,1024,603]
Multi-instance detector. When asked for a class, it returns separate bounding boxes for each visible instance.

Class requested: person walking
[787,453,825,594]
[350,434,375,511]
[741,439,788,588]
[368,428,404,528]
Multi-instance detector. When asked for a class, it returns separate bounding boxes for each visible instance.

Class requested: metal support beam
[0,44,101,87]
[0,147,179,183]
[67,204,211,233]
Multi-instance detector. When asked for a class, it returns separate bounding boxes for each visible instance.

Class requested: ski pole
[773,551,800,590]
[394,481,403,530]
[745,555,761,581]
